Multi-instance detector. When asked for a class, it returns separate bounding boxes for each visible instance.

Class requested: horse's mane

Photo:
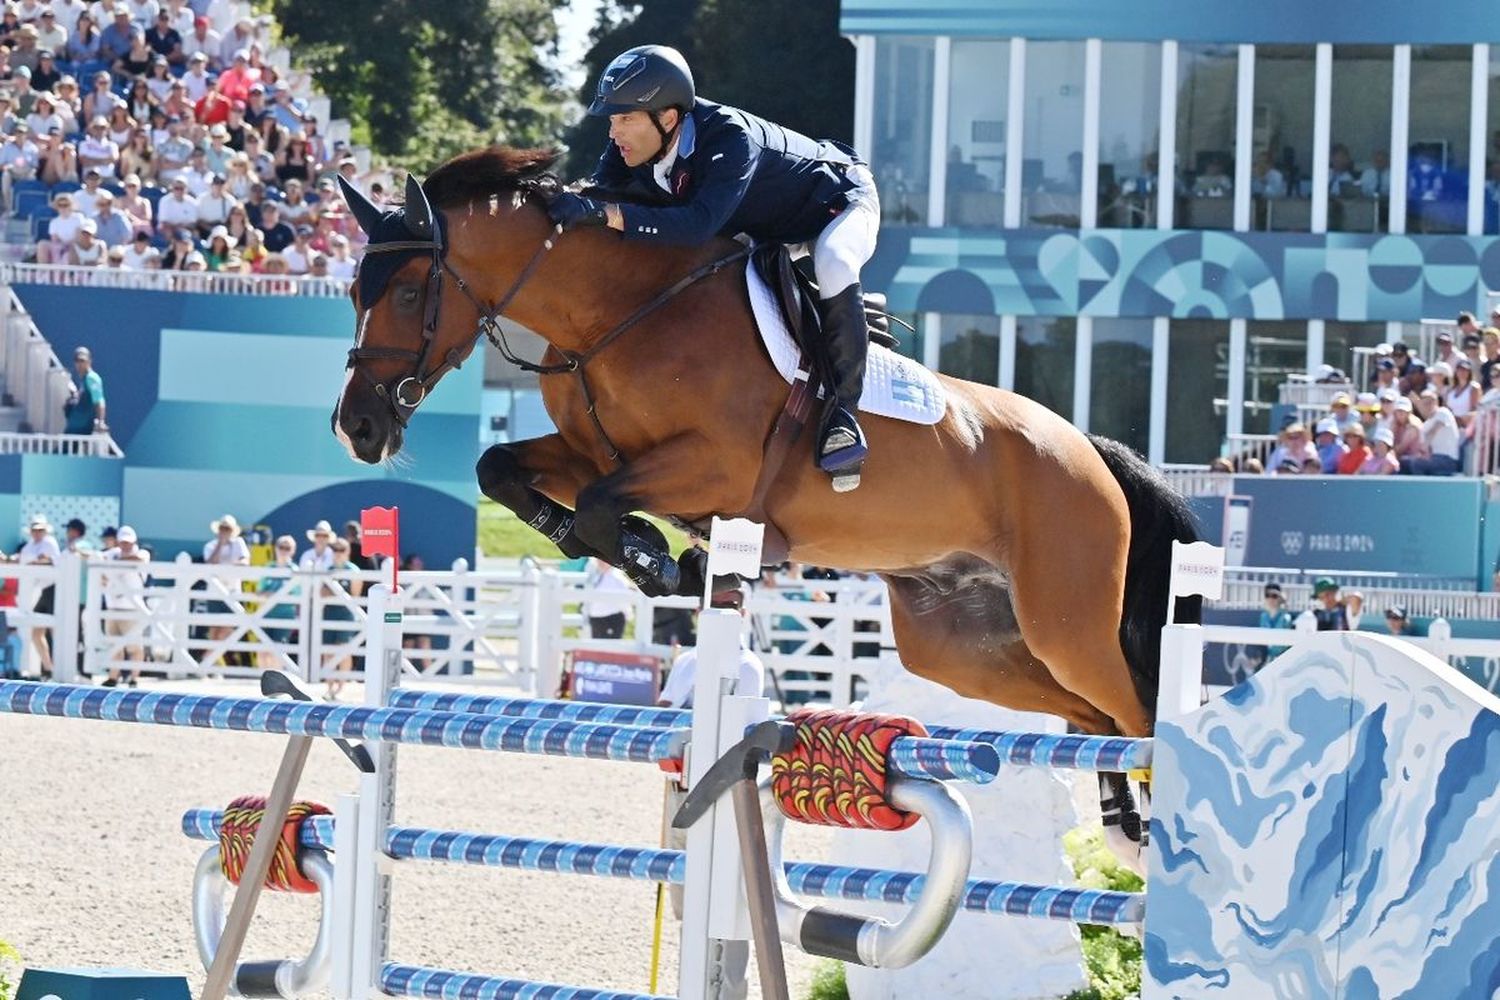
[422,146,564,210]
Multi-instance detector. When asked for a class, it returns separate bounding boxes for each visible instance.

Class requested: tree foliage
[565,0,854,177]
[265,0,570,170]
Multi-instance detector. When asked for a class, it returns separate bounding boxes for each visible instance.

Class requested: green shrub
[805,959,848,1000]
[1063,827,1144,1000]
[0,939,21,1000]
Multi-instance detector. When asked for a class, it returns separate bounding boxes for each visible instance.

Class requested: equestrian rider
[547,44,881,492]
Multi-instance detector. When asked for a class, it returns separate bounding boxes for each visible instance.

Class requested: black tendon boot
[814,283,869,492]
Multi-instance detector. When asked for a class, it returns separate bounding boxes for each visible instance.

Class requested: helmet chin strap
[645,109,682,166]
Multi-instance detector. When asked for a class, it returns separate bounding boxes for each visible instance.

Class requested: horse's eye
[400,287,419,306]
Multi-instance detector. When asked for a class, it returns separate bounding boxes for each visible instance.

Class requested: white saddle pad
[746,266,946,425]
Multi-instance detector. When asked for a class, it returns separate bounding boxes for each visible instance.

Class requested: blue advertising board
[1186,476,1486,584]
[567,650,662,706]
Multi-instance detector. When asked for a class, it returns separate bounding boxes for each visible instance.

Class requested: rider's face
[609,110,676,168]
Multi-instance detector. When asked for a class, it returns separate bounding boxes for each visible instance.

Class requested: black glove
[547,192,609,229]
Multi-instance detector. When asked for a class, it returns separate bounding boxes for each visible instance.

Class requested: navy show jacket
[588,98,860,246]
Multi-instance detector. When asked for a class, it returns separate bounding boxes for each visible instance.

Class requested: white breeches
[811,163,880,299]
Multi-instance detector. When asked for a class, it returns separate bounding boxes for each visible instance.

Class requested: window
[1484,49,1500,233]
[1089,318,1152,455]
[1330,46,1393,233]
[1324,321,1388,372]
[1408,46,1471,234]
[1176,44,1238,230]
[937,313,999,385]
[1014,316,1076,420]
[946,40,1010,228]
[1166,320,1229,463]
[1021,41,1087,229]
[1243,322,1306,435]
[1099,42,1162,229]
[871,37,935,227]
[1253,46,1315,232]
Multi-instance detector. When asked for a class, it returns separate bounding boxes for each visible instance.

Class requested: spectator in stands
[92,192,130,246]
[258,200,293,252]
[63,344,105,433]
[218,17,253,71]
[81,68,112,122]
[297,520,335,571]
[76,115,119,178]
[1383,605,1409,637]
[223,154,252,201]
[582,556,633,639]
[277,176,310,223]
[144,104,168,145]
[281,223,314,274]
[30,48,59,91]
[222,99,248,149]
[1240,456,1264,474]
[0,121,40,209]
[222,200,251,242]
[144,9,180,64]
[1483,328,1500,390]
[1391,341,1428,395]
[1428,360,1453,403]
[1435,329,1462,369]
[238,225,267,270]
[116,172,152,232]
[161,0,192,35]
[187,16,218,68]
[0,93,18,137]
[99,524,148,687]
[325,232,355,279]
[25,89,62,136]
[1448,358,1480,431]
[1313,418,1345,472]
[118,127,153,182]
[114,25,154,80]
[72,166,105,215]
[103,244,126,270]
[217,47,255,103]
[154,114,192,181]
[193,172,232,233]
[142,52,171,100]
[1266,422,1317,474]
[1405,389,1461,475]
[159,227,194,269]
[0,5,18,44]
[320,537,367,699]
[200,514,249,665]
[66,11,100,64]
[1326,393,1358,434]
[52,74,80,131]
[18,514,60,678]
[155,178,196,233]
[9,65,36,117]
[203,223,234,269]
[179,146,212,195]
[120,229,152,268]
[10,23,41,72]
[40,126,77,184]
[1311,578,1347,631]
[123,75,151,121]
[35,189,80,262]
[67,215,103,265]
[1390,396,1424,461]
[202,121,231,173]
[1336,423,1369,474]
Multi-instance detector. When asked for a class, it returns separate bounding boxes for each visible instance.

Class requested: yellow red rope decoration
[770,708,925,831]
[218,795,330,894]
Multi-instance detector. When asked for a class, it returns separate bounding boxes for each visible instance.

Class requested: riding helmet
[588,44,695,117]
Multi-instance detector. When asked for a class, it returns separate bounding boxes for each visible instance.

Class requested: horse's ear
[338,175,383,237]
[404,173,436,243]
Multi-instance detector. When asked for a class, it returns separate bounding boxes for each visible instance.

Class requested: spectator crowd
[0,0,369,281]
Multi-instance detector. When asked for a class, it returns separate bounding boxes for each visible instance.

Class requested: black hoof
[677,544,709,598]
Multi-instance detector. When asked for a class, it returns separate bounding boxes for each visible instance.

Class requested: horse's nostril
[351,415,375,444]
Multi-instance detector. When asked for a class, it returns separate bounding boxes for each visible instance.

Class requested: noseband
[345,193,751,461]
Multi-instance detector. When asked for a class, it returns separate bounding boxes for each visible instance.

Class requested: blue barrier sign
[567,650,662,706]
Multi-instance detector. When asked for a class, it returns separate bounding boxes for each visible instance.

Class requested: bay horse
[331,148,1199,867]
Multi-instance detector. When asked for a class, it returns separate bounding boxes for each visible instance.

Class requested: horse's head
[332,150,560,463]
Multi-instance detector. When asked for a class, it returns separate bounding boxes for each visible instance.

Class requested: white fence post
[1157,623,1206,721]
[516,559,540,693]
[1427,617,1453,665]
[535,569,563,699]
[48,550,82,682]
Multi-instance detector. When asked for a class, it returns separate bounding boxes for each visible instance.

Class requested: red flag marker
[360,506,399,591]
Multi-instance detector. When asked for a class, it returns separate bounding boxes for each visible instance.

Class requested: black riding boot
[815,283,869,492]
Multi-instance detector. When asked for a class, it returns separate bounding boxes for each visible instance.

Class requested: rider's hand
[547,193,609,230]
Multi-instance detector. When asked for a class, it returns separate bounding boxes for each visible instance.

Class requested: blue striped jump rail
[389,689,1153,773]
[381,962,671,999]
[182,811,1145,926]
[0,681,685,765]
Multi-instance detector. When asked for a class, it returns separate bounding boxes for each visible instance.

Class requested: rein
[348,201,750,465]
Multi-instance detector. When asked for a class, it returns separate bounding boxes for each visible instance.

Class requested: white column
[1389,45,1412,234]
[1307,318,1326,374]
[1227,319,1247,439]
[927,36,952,226]
[1470,44,1489,235]
[1073,316,1093,430]
[1311,43,1333,232]
[1157,41,1179,228]
[1081,38,1102,229]
[1149,316,1169,464]
[1004,38,1027,228]
[999,315,1018,390]
[922,312,941,371]
[1234,44,1255,231]
[853,36,876,158]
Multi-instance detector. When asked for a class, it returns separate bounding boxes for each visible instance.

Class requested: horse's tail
[1087,434,1202,721]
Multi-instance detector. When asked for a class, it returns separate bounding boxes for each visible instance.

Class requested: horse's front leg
[476,435,604,560]
[573,434,734,598]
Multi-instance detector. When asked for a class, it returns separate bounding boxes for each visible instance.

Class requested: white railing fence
[0,262,352,298]
[0,430,123,456]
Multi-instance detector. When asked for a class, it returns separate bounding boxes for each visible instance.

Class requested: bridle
[345,189,751,463]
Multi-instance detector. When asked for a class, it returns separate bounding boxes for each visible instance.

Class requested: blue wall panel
[7,285,479,564]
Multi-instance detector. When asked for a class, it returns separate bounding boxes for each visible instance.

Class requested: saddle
[748,243,899,356]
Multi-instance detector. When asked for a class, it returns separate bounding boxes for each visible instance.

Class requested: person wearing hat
[67,214,104,265]
[200,514,249,664]
[1390,341,1428,395]
[155,175,199,235]
[0,120,40,214]
[1256,581,1293,659]
[281,222,315,274]
[1311,578,1347,631]
[257,200,294,252]
[1267,421,1317,474]
[91,189,130,246]
[120,228,153,269]
[10,22,41,73]
[24,88,60,138]
[1336,421,1370,474]
[99,525,149,687]
[77,114,119,179]
[1313,418,1345,473]
[1383,605,1409,637]
[203,223,236,270]
[188,14,221,68]
[9,65,35,118]
[72,165,106,217]
[18,514,60,677]
[61,344,104,437]
[217,46,258,104]
[30,47,59,91]
[194,170,234,234]
[1436,326,1463,368]
[154,110,195,181]
[300,520,336,572]
[1327,393,1359,434]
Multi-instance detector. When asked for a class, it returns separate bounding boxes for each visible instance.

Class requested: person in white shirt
[325,233,356,279]
[68,217,104,265]
[582,556,633,638]
[99,524,149,687]
[299,519,337,571]
[18,515,62,678]
[71,168,107,217]
[186,20,219,71]
[154,176,199,233]
[281,224,313,274]
[37,190,82,262]
[201,513,250,664]
[180,148,214,197]
[194,174,234,234]
[1358,150,1391,199]
[122,0,157,30]
[657,593,766,709]
[77,117,119,178]
[120,229,153,268]
[35,10,69,51]
[1404,389,1462,476]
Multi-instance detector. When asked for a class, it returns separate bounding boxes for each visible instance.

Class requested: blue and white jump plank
[181,812,1145,926]
[380,963,672,1000]
[0,681,684,764]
